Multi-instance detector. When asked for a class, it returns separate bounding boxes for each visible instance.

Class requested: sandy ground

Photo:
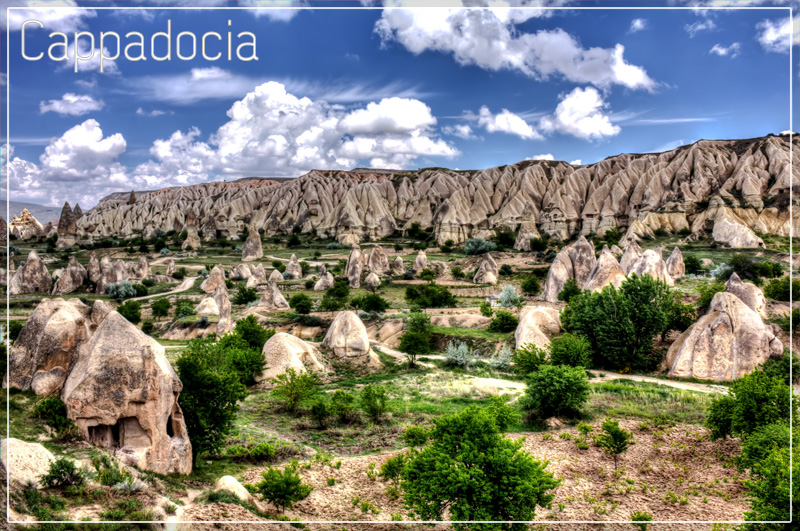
[130,276,197,301]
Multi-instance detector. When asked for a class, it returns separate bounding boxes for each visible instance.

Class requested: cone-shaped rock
[241,227,263,262]
[725,272,767,318]
[258,282,290,310]
[473,253,498,285]
[52,256,87,295]
[284,254,302,279]
[214,284,232,334]
[346,247,363,288]
[257,332,326,382]
[584,249,626,293]
[200,265,225,293]
[665,247,685,279]
[322,311,380,367]
[9,250,52,295]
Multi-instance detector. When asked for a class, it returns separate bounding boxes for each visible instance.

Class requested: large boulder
[182,228,201,251]
[514,307,561,350]
[364,272,381,291]
[9,250,52,295]
[284,254,302,279]
[367,245,390,275]
[392,256,404,275]
[665,292,782,381]
[414,250,428,271]
[8,298,91,394]
[250,263,267,283]
[195,297,219,316]
[214,476,255,504]
[712,209,765,249]
[570,236,596,287]
[52,256,87,295]
[230,264,253,280]
[619,240,642,274]
[268,269,284,283]
[61,312,192,475]
[583,248,626,293]
[241,227,263,262]
[314,272,335,291]
[87,252,101,283]
[322,311,380,367]
[134,256,151,279]
[513,221,540,251]
[96,259,130,294]
[472,253,499,285]
[1,438,56,488]
[200,265,225,293]
[257,332,326,382]
[628,249,674,286]
[213,284,232,334]
[165,259,176,277]
[346,246,363,288]
[665,247,685,279]
[725,273,767,318]
[258,282,290,310]
[540,237,596,302]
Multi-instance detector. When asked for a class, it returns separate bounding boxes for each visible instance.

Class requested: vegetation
[595,419,634,470]
[512,343,548,376]
[40,458,87,488]
[151,297,171,319]
[359,384,389,421]
[763,275,799,301]
[464,238,496,255]
[270,368,321,413]
[253,462,313,512]
[521,275,541,295]
[548,333,591,368]
[289,293,314,315]
[521,364,590,420]
[557,278,581,303]
[487,310,519,332]
[398,313,433,367]
[405,283,457,308]
[117,300,142,324]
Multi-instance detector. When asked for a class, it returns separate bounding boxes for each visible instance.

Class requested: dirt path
[130,277,197,301]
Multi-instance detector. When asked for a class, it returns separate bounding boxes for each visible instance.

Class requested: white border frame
[3,1,795,526]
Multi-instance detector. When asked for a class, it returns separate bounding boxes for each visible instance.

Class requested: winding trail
[130,277,198,301]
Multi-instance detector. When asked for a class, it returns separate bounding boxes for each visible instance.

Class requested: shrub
[763,275,800,301]
[405,283,457,308]
[489,346,513,371]
[521,365,589,420]
[480,301,493,317]
[596,419,634,470]
[494,230,516,248]
[450,266,465,279]
[151,298,171,319]
[253,462,313,512]
[132,283,149,297]
[487,310,518,332]
[32,397,74,433]
[270,368,320,413]
[401,405,559,524]
[117,300,142,324]
[309,399,331,429]
[289,293,313,315]
[399,313,432,367]
[330,390,357,423]
[418,268,436,281]
[530,238,548,252]
[359,384,389,421]
[631,510,653,531]
[92,453,131,487]
[443,340,475,370]
[696,281,726,314]
[175,299,196,318]
[233,315,274,351]
[317,295,345,312]
[683,254,703,275]
[498,285,524,308]
[287,234,301,248]
[557,278,581,303]
[521,275,541,295]
[379,454,408,483]
[358,293,389,313]
[8,320,23,341]
[234,286,259,305]
[742,427,798,527]
[499,264,513,276]
[464,238,496,256]
[513,343,548,376]
[106,281,137,301]
[738,422,790,472]
[141,320,154,335]
[761,351,800,386]
[403,426,431,447]
[548,333,591,368]
[304,279,315,289]
[172,267,186,280]
[40,458,87,488]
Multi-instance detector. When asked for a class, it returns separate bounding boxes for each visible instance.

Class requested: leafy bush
[596,419,634,470]
[403,425,431,447]
[529,238,548,252]
[151,298,171,319]
[743,427,798,527]
[330,390,357,423]
[738,422,790,472]
[270,368,320,413]
[464,238,496,256]
[521,365,589,420]
[763,275,800,301]
[418,268,436,281]
[117,300,142,324]
[479,301,493,317]
[631,510,653,531]
[557,278,581,303]
[92,453,131,487]
[289,293,313,315]
[499,264,513,276]
[253,462,313,512]
[761,351,800,386]
[521,275,541,295]
[683,254,703,275]
[287,234,301,248]
[498,285,524,308]
[233,286,259,305]
[450,266,465,279]
[175,298,196,318]
[379,454,408,483]
[40,458,87,488]
[401,405,559,524]
[548,333,591,368]
[106,281,137,301]
[356,293,388,313]
[233,315,274,351]
[309,399,331,429]
[405,283,457,308]
[494,230,516,248]
[487,310,518,333]
[513,343,548,376]
[8,320,23,341]
[141,320,154,335]
[489,346,513,371]
[359,384,389,421]
[32,397,75,436]
[443,340,476,370]
[399,313,433,366]
[696,281,725,314]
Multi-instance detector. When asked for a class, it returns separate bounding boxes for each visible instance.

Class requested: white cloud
[375,7,657,91]
[474,107,542,139]
[40,93,104,116]
[629,18,647,33]
[136,107,173,117]
[339,98,437,134]
[756,16,798,53]
[540,87,620,141]
[441,124,475,139]
[570,159,582,165]
[241,0,306,21]
[709,42,741,58]
[685,18,715,37]
[55,40,120,75]
[134,128,217,186]
[1,0,94,33]
[529,153,554,161]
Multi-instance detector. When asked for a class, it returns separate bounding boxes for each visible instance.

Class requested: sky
[0,0,797,209]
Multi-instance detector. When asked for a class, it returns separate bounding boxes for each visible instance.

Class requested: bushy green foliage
[499,264,513,276]
[487,310,518,332]
[719,254,783,284]
[106,281,137,301]
[696,281,726,314]
[253,462,313,512]
[521,275,541,295]
[760,351,800,386]
[226,441,278,463]
[529,237,548,252]
[763,275,800,301]
[270,368,320,413]
[141,319,154,334]
[401,405,559,526]
[738,422,790,472]
[405,283,457,308]
[548,333,591,368]
[596,419,634,470]
[175,298,196,318]
[521,365,589,420]
[513,343,548,376]
[309,399,331,429]
[399,313,433,366]
[705,370,795,440]
[8,319,23,341]
[498,285,524,308]
[631,510,653,531]
[443,340,476,370]
[117,300,142,324]
[289,293,313,314]
[233,315,275,351]
[494,230,516,248]
[479,301,493,317]
[142,277,156,287]
[418,268,436,281]
[40,458,87,488]
[233,286,258,305]
[32,397,73,432]
[151,298,171,319]
[464,238,496,255]
[742,426,798,529]
[352,293,389,313]
[330,390,357,423]
[91,453,131,487]
[557,278,582,303]
[403,425,431,447]
[379,454,408,482]
[683,254,703,275]
[450,266,465,279]
[359,384,389,421]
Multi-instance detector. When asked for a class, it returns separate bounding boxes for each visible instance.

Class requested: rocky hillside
[74,134,798,246]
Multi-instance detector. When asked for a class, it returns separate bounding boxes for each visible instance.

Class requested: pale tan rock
[268,269,284,283]
[195,297,219,317]
[258,282,290,310]
[414,250,428,270]
[700,258,715,268]
[364,272,381,291]
[165,259,176,277]
[8,209,44,240]
[231,264,253,280]
[61,312,192,474]
[52,256,87,295]
[665,292,782,381]
[182,228,201,251]
[96,259,130,294]
[629,249,674,286]
[392,256,404,275]
[514,306,561,350]
[1,438,56,488]
[346,246,363,288]
[245,276,259,289]
[284,254,302,279]
[241,227,263,262]
[214,284,232,334]
[257,332,325,382]
[314,272,334,291]
[87,252,101,283]
[584,249,626,293]
[665,247,685,279]
[367,245,390,275]
[712,208,765,248]
[514,221,541,251]
[91,300,113,327]
[570,236,596,287]
[215,476,255,504]
[134,256,151,279]
[322,311,380,367]
[473,253,498,285]
[725,273,767,318]
[8,298,91,394]
[250,263,267,283]
[540,237,596,302]
[610,244,624,257]
[620,240,642,275]
[200,265,225,293]
[9,250,52,295]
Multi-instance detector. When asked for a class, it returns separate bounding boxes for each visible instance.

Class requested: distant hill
[1,199,61,224]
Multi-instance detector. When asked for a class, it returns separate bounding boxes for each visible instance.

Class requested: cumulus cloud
[441,124,475,139]
[1,0,94,33]
[133,128,217,186]
[375,7,657,91]
[629,18,647,33]
[570,159,582,165]
[473,107,542,139]
[242,0,307,21]
[40,93,104,116]
[756,16,798,53]
[709,42,741,58]
[339,98,437,134]
[136,107,173,117]
[540,87,620,141]
[529,153,554,161]
[685,18,716,37]
[55,40,120,75]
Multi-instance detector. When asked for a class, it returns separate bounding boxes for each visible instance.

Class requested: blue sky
[1,0,797,208]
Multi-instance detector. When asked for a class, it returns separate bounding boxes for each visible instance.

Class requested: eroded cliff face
[73,135,798,245]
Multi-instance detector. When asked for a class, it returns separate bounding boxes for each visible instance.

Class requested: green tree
[233,315,275,351]
[683,254,703,275]
[176,339,247,466]
[557,278,582,303]
[405,283,458,308]
[521,275,541,295]
[309,398,331,429]
[479,301,493,317]
[743,427,798,529]
[696,281,725,314]
[548,333,591,368]
[398,313,432,367]
[512,343,548,376]
[270,368,320,413]
[401,405,559,527]
[117,300,142,324]
[289,293,313,315]
[521,365,589,420]
[151,298,171,319]
[596,419,634,470]
[487,310,519,332]
[763,275,800,302]
[254,462,313,512]
[738,422,790,472]
[359,384,389,421]
[233,286,259,305]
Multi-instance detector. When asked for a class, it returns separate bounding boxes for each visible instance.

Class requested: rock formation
[665,292,782,381]
[241,226,263,262]
[314,271,335,291]
[213,284,232,334]
[414,250,428,270]
[182,211,201,251]
[541,236,597,302]
[134,256,151,279]
[364,271,381,291]
[231,264,253,280]
[87,252,101,283]
[56,201,78,248]
[8,250,52,295]
[258,282,290,310]
[2,438,56,488]
[257,332,326,382]
[322,311,380,367]
[268,269,284,283]
[214,476,255,504]
[472,253,498,285]
[725,273,767,318]
[665,247,685,279]
[629,249,674,286]
[9,208,44,239]
[195,297,219,316]
[710,207,765,249]
[284,254,302,279]
[250,263,267,283]
[367,245,390,275]
[619,240,642,274]
[515,306,561,350]
[165,259,176,277]
[52,256,87,295]
[513,218,541,252]
[61,311,192,474]
[392,256,404,275]
[346,246,363,288]
[200,265,225,293]
[0,216,6,241]
[584,248,626,293]
[96,259,131,294]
